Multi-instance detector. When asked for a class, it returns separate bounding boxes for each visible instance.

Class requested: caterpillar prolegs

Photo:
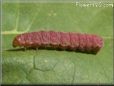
[12,31,103,54]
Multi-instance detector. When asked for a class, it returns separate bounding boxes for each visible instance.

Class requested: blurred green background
[2,1,113,84]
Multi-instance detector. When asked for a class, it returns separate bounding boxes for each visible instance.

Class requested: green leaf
[2,2,113,84]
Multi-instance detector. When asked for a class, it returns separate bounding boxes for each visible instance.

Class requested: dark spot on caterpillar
[12,31,104,54]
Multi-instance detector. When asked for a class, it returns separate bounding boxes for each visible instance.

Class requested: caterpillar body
[12,31,103,54]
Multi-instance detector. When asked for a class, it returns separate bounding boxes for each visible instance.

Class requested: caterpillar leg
[36,48,38,51]
[24,47,27,51]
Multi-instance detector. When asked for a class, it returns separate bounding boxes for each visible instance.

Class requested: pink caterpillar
[12,31,103,54]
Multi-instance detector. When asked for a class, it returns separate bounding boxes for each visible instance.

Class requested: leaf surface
[2,2,113,84]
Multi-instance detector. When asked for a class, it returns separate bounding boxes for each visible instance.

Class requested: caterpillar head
[12,35,23,47]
